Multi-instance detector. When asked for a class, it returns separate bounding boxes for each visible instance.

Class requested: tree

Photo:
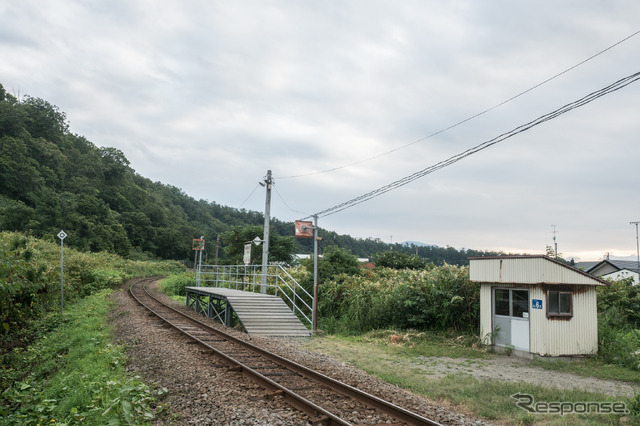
[301,246,361,286]
[221,225,295,265]
[374,251,426,269]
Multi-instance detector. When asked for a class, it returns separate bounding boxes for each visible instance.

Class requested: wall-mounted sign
[532,299,543,309]
[243,242,252,265]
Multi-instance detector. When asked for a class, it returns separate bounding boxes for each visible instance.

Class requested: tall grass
[0,231,183,344]
[320,264,477,333]
[159,271,196,296]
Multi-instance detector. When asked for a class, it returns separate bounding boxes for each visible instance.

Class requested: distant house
[470,255,608,357]
[577,259,639,285]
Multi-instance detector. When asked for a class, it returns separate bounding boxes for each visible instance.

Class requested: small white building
[470,255,608,357]
[580,259,640,285]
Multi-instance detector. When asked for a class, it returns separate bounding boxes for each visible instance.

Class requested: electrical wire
[277,30,640,180]
[238,183,261,209]
[273,184,311,216]
[304,70,640,220]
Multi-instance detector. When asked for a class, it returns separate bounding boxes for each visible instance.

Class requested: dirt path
[412,355,638,397]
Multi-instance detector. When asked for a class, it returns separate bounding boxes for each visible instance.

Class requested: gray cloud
[1,0,639,261]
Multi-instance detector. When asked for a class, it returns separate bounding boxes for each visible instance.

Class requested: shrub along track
[111,277,489,425]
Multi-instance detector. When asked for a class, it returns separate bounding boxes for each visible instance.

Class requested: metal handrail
[196,264,313,328]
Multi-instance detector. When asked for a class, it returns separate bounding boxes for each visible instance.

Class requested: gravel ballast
[110,279,490,425]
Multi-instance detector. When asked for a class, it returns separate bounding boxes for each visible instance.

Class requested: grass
[0,289,166,425]
[529,357,640,383]
[303,331,639,425]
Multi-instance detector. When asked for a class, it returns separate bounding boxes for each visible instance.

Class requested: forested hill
[0,84,502,264]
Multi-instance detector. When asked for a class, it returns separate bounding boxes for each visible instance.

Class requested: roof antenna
[551,225,559,258]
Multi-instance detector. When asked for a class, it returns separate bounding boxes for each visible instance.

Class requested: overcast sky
[2,1,639,261]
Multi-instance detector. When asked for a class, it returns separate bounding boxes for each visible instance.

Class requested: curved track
[129,278,442,426]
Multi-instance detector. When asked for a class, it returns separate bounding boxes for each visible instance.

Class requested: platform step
[186,287,312,337]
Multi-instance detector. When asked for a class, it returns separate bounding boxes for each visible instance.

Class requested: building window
[548,291,572,317]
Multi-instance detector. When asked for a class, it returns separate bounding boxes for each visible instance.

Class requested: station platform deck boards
[185,287,311,337]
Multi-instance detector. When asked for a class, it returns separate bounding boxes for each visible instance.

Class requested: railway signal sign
[57,230,67,314]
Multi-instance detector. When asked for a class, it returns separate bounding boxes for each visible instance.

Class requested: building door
[493,288,529,351]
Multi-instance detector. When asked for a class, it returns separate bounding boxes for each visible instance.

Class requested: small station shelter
[470,255,608,357]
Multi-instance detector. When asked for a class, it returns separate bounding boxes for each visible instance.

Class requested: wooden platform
[185,287,311,337]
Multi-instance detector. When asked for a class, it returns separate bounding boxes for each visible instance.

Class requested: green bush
[596,278,640,369]
[159,272,196,296]
[0,231,183,347]
[320,264,478,333]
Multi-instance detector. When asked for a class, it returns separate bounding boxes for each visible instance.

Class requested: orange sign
[295,220,314,238]
[192,238,205,251]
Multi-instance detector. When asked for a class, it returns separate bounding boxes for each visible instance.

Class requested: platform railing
[196,264,313,328]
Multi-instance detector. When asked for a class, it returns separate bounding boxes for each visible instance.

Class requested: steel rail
[129,279,344,425]
[128,278,442,426]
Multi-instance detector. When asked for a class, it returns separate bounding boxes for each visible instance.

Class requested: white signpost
[57,230,67,314]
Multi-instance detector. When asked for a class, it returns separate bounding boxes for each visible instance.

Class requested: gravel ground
[110,279,490,425]
[411,355,638,398]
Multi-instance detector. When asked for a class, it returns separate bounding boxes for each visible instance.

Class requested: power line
[306,70,640,219]
[278,30,640,180]
[238,183,261,209]
[273,184,310,216]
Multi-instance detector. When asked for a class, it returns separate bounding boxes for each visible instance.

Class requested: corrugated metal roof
[586,259,640,274]
[469,255,608,286]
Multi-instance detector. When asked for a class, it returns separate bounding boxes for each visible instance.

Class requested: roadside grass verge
[0,289,165,425]
[304,332,638,425]
[529,357,640,384]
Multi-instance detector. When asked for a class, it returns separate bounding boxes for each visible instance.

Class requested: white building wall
[602,270,639,285]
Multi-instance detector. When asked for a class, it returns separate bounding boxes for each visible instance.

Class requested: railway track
[129,278,443,426]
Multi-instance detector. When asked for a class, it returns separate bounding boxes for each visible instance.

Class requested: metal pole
[57,230,67,314]
[632,221,640,284]
[215,233,220,265]
[197,236,204,287]
[313,215,319,333]
[60,237,64,314]
[261,170,272,294]
[198,249,203,287]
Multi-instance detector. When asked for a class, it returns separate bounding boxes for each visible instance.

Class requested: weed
[0,290,163,425]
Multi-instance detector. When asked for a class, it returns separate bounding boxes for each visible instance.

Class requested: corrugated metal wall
[479,281,598,356]
[470,257,603,285]
[530,287,598,356]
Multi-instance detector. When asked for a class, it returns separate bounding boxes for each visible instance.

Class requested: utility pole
[214,233,220,265]
[631,221,640,284]
[313,215,319,333]
[551,225,558,258]
[260,170,272,294]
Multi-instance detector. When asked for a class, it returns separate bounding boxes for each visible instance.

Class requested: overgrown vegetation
[0,231,182,351]
[158,271,196,297]
[596,277,640,370]
[0,289,166,424]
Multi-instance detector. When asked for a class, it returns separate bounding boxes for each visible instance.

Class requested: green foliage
[298,246,362,295]
[159,272,196,296]
[595,278,640,370]
[0,231,183,348]
[319,264,478,333]
[374,250,427,269]
[597,277,640,328]
[221,224,296,265]
[0,290,165,424]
